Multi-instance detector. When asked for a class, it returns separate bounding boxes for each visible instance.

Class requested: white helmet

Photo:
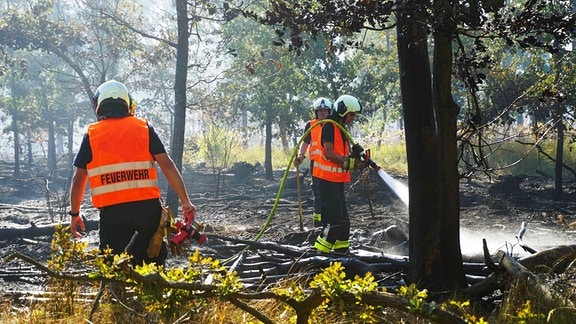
[334,95,363,117]
[92,80,135,116]
[312,97,332,111]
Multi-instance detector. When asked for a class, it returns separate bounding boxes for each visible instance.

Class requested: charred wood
[0,219,99,240]
[518,244,576,273]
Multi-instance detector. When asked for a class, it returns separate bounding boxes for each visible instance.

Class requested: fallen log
[518,244,576,272]
[466,247,575,305]
[495,250,574,310]
[211,234,409,266]
[0,203,53,213]
[464,243,576,300]
[0,219,99,240]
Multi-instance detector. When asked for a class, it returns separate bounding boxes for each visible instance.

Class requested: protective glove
[146,207,172,258]
[351,143,364,158]
[356,159,367,170]
[293,154,305,168]
[342,156,367,171]
[146,229,164,258]
[70,214,86,238]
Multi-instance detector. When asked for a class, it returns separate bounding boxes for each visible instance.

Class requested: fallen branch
[4,250,467,323]
[212,234,409,266]
[464,243,576,300]
[496,250,574,309]
[519,244,576,272]
[2,252,95,282]
[0,220,99,240]
[229,295,274,324]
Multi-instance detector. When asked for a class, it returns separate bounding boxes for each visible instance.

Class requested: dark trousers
[99,198,167,266]
[310,161,322,215]
[317,179,350,248]
[312,175,322,213]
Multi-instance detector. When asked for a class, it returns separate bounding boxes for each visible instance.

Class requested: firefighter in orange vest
[313,95,366,254]
[68,80,196,266]
[294,97,332,227]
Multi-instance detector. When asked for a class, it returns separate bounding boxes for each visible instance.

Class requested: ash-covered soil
[1,161,576,294]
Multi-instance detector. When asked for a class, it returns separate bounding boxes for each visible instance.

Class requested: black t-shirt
[321,120,348,151]
[73,123,166,169]
[302,121,312,145]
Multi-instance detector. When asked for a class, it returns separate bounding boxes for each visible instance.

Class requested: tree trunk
[166,0,190,213]
[280,128,289,152]
[264,117,273,180]
[431,0,466,291]
[554,114,564,201]
[9,74,21,178]
[43,85,57,178]
[396,0,440,291]
[397,0,466,294]
[552,46,564,201]
[67,120,74,167]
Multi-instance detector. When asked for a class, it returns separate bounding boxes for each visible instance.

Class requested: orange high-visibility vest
[312,121,350,183]
[308,119,323,162]
[86,117,161,208]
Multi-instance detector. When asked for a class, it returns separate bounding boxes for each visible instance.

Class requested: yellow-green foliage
[369,137,576,178]
[367,144,408,175]
[8,226,245,322]
[514,300,546,322]
[186,137,294,171]
[43,225,89,318]
[464,139,576,177]
[88,246,131,281]
[6,227,570,323]
[308,261,381,323]
[395,283,431,313]
[234,143,409,173]
[482,141,553,175]
[235,145,294,169]
[100,250,242,320]
[497,278,551,324]
[48,224,89,271]
[447,300,489,324]
[197,124,243,172]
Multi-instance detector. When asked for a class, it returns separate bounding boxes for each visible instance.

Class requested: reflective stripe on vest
[309,119,323,161]
[312,120,350,183]
[87,117,161,207]
[88,161,158,196]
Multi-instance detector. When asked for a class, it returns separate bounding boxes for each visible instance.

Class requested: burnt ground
[1,160,576,294]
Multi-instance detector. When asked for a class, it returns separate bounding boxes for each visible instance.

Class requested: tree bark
[10,73,21,178]
[264,116,273,180]
[396,0,440,291]
[397,0,466,293]
[166,0,190,213]
[554,115,564,201]
[0,219,99,240]
[43,83,57,177]
[432,0,466,291]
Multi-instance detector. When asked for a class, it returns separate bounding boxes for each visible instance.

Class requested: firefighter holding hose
[313,95,366,255]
